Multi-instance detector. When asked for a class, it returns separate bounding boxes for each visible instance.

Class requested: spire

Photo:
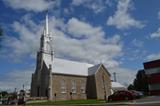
[39,11,53,59]
[45,11,49,35]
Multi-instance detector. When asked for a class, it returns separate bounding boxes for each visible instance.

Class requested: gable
[88,64,110,76]
[100,64,111,76]
[88,64,101,75]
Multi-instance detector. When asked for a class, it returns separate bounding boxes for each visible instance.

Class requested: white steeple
[45,13,49,35]
[36,12,53,100]
[40,12,54,61]
[40,13,52,54]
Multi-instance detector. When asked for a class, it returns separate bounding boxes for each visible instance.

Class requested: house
[144,59,160,95]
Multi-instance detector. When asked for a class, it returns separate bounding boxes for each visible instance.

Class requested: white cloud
[71,0,111,13]
[146,53,160,61]
[0,68,33,91]
[72,0,86,5]
[109,67,136,86]
[54,17,123,68]
[107,0,145,30]
[150,11,160,39]
[106,34,121,44]
[150,28,160,38]
[67,18,104,39]
[2,0,58,12]
[158,11,160,19]
[131,39,143,48]
[3,15,41,60]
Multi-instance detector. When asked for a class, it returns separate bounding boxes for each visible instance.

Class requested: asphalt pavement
[104,96,160,106]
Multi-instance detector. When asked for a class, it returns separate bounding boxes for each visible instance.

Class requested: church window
[60,80,66,93]
[80,81,86,93]
[71,80,76,93]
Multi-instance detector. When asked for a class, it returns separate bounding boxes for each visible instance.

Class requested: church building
[31,14,112,101]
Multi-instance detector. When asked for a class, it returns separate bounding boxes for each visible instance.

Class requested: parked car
[108,90,135,102]
[130,90,144,99]
[2,98,8,105]
[1,95,18,105]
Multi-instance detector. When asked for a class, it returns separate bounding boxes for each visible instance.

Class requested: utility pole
[23,84,24,91]
[113,72,117,82]
[15,88,17,93]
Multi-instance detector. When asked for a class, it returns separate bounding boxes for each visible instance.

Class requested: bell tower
[31,12,53,99]
[40,13,54,61]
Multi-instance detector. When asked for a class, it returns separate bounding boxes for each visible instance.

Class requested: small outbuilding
[111,82,126,94]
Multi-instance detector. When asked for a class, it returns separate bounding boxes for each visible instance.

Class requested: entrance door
[37,86,40,97]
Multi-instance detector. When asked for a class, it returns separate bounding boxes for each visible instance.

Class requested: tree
[1,91,8,97]
[133,70,149,93]
[127,84,135,90]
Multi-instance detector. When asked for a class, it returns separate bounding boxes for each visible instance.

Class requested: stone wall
[31,61,50,97]
[52,73,87,101]
[95,65,111,99]
[86,75,97,99]
[31,73,36,97]
[40,62,50,97]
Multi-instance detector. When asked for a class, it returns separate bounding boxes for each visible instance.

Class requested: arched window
[60,80,66,93]
[71,80,76,93]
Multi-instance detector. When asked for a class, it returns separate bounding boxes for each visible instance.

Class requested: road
[103,96,160,106]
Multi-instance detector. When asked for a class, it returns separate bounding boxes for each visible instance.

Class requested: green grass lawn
[26,99,106,106]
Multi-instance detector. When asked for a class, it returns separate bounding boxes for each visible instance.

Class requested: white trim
[149,83,160,90]
[145,67,160,75]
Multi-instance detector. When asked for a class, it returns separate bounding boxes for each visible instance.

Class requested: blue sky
[0,0,160,91]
